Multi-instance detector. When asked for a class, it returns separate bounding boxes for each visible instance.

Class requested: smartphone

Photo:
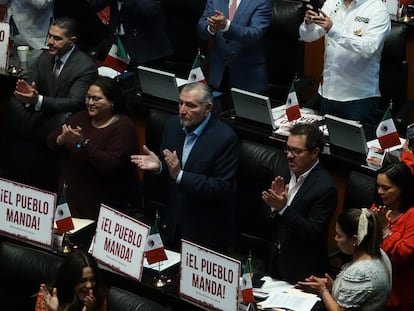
[309,0,322,12]
[407,123,414,150]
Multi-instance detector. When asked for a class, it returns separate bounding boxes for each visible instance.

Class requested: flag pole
[248,250,253,279]
[154,210,167,288]
[155,260,166,287]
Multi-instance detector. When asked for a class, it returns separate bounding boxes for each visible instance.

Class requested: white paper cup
[17,45,29,63]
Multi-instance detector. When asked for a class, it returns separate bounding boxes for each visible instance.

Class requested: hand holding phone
[309,0,322,12]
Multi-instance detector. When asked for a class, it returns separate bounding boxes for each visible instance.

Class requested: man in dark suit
[131,82,239,253]
[4,17,97,192]
[262,123,337,283]
[85,0,172,69]
[197,0,272,94]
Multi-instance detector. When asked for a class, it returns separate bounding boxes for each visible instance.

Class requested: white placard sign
[0,178,56,248]
[180,240,241,311]
[0,23,10,70]
[91,204,150,281]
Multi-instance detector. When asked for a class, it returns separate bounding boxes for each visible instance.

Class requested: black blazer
[271,163,338,283]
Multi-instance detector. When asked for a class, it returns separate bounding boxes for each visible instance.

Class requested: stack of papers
[254,276,320,311]
[271,106,323,136]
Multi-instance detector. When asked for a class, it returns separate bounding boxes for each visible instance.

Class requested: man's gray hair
[181,82,213,107]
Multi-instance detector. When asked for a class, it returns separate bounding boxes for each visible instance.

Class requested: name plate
[0,22,10,70]
[0,178,55,248]
[91,204,150,281]
[180,240,241,311]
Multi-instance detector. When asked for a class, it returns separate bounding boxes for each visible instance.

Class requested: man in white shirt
[0,0,53,49]
[299,0,391,126]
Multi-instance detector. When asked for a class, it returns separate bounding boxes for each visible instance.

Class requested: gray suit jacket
[10,47,98,142]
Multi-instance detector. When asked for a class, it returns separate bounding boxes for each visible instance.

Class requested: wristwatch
[75,139,90,150]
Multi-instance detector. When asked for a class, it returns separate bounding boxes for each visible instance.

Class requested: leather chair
[0,241,63,311]
[378,21,410,133]
[231,139,289,274]
[161,0,208,78]
[141,108,173,222]
[0,241,168,311]
[328,170,376,274]
[342,170,376,210]
[107,286,168,311]
[265,0,310,103]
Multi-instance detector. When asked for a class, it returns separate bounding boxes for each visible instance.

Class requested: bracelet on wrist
[75,139,90,150]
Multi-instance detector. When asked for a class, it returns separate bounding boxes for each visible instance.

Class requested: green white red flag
[187,53,206,83]
[241,261,254,304]
[285,81,301,121]
[54,184,74,234]
[376,106,400,149]
[144,222,168,265]
[102,35,130,73]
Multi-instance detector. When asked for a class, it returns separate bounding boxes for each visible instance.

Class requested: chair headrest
[269,0,306,40]
[382,22,408,63]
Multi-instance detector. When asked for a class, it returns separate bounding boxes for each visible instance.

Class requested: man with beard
[4,17,97,192]
[262,123,337,283]
[131,82,239,253]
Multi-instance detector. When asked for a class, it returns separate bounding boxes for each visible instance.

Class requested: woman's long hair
[374,162,414,213]
[54,250,107,311]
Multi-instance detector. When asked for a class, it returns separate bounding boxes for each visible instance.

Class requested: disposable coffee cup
[17,45,29,63]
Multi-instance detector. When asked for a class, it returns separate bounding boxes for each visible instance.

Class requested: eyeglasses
[85,95,104,104]
[283,146,311,157]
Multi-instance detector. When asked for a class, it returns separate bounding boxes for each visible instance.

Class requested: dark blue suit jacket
[271,163,338,283]
[160,114,239,252]
[198,0,273,93]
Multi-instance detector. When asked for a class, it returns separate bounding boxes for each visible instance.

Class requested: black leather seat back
[107,286,168,311]
[265,0,306,100]
[0,242,63,311]
[379,22,408,117]
[236,139,288,238]
[162,0,207,77]
[143,108,174,219]
[343,170,376,210]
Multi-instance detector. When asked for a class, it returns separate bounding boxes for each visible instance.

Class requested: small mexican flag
[241,261,254,304]
[102,35,130,73]
[55,185,74,234]
[285,80,301,122]
[144,222,168,265]
[187,52,206,84]
[376,106,400,149]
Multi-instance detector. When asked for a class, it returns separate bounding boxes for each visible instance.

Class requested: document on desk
[143,249,181,271]
[367,138,405,152]
[271,106,323,136]
[67,218,95,234]
[257,289,319,311]
[255,276,320,311]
